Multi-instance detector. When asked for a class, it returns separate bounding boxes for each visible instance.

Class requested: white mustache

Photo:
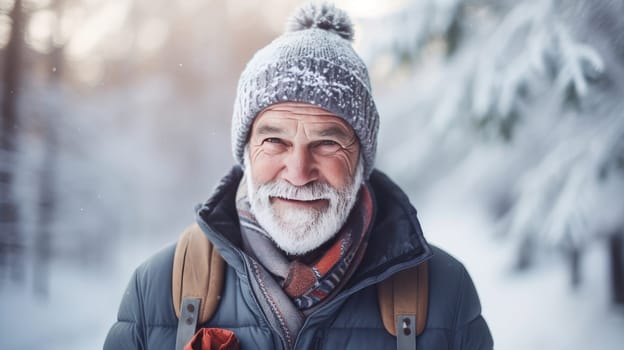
[257,181,340,202]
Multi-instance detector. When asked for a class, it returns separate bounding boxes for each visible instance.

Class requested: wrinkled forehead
[252,102,356,137]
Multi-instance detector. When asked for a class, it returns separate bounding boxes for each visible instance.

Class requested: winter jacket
[104,167,493,350]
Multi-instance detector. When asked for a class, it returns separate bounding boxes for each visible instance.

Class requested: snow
[0,234,168,350]
[1,264,121,350]
[418,170,624,349]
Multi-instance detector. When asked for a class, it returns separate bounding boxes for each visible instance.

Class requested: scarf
[236,176,374,310]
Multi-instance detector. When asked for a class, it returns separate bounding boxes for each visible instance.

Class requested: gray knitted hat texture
[231,2,380,178]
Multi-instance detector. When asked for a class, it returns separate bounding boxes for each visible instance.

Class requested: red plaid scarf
[236,177,374,310]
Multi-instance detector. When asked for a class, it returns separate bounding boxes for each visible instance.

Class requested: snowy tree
[0,0,25,284]
[358,0,624,302]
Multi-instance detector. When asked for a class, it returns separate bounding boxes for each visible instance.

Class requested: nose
[282,145,318,186]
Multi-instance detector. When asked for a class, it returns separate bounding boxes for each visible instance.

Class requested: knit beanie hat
[231,2,380,179]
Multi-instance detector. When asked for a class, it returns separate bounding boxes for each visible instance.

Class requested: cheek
[250,154,281,185]
[318,157,355,189]
[248,144,278,184]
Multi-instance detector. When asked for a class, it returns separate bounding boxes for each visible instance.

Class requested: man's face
[245,102,362,255]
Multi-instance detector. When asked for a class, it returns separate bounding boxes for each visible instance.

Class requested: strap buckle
[175,297,201,350]
[396,314,416,350]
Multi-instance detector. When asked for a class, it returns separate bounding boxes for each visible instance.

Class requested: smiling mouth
[271,197,329,209]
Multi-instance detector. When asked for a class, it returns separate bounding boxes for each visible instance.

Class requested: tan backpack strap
[172,223,225,325]
[378,261,429,341]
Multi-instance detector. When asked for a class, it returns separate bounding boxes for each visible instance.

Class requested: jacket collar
[350,170,432,285]
[195,166,432,279]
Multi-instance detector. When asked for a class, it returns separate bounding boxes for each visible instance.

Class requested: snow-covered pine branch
[356,0,463,67]
[366,0,622,279]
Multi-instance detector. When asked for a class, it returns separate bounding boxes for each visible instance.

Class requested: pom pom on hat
[286,2,354,42]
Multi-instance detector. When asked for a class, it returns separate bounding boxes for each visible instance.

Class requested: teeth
[274,196,322,201]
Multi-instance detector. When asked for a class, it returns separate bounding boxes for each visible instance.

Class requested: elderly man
[104,3,493,350]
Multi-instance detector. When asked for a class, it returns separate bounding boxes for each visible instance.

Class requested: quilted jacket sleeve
[103,269,146,350]
[452,265,493,350]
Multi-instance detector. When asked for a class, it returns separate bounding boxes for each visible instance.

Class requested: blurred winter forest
[1,0,623,349]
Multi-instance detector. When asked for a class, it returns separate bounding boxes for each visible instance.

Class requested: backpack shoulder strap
[377,261,429,349]
[172,223,225,350]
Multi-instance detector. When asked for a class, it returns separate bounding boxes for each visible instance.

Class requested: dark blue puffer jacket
[104,167,493,349]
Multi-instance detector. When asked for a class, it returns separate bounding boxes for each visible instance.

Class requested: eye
[313,140,342,155]
[264,137,283,144]
[260,137,287,155]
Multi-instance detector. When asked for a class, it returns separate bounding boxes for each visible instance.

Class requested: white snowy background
[1,0,623,349]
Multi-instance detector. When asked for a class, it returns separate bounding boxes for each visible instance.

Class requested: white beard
[245,155,364,255]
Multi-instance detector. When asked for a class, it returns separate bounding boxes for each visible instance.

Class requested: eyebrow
[255,125,284,135]
[315,126,352,140]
